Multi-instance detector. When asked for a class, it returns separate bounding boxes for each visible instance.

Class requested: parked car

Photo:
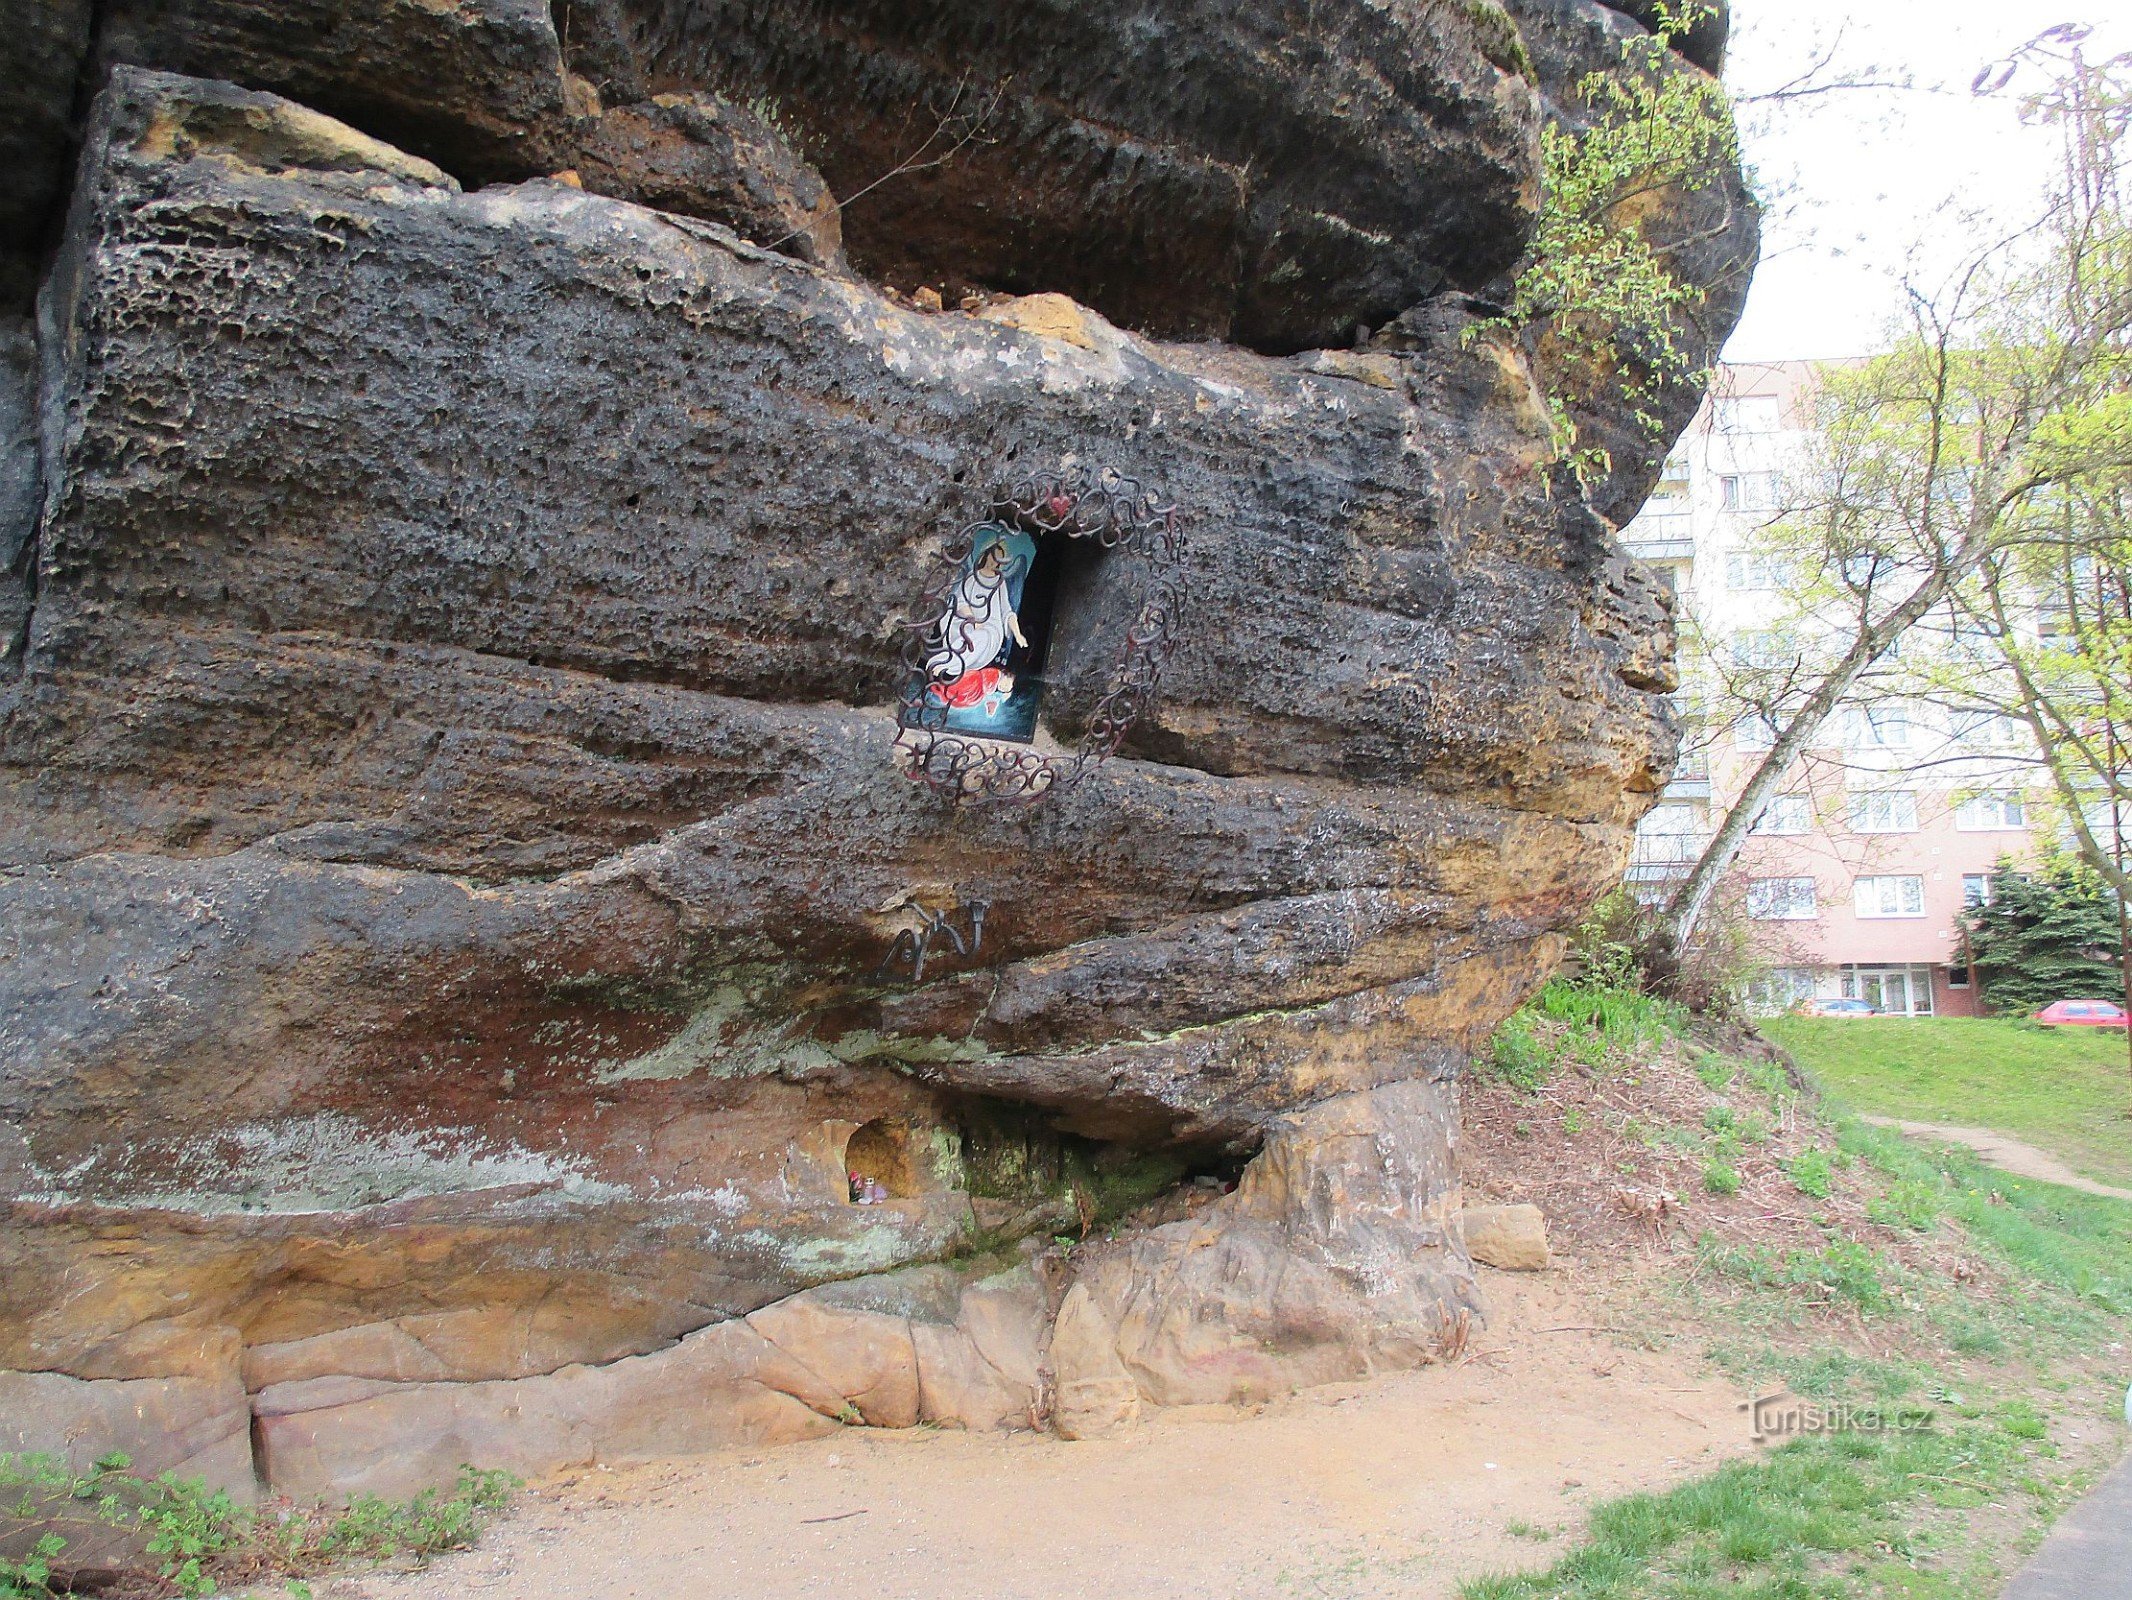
[2034,999,2129,1029]
[1795,997,1878,1018]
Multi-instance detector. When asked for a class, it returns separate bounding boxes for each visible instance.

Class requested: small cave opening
[953,1104,1245,1233]
[843,1118,918,1204]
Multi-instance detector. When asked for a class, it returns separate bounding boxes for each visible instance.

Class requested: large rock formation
[0,0,1751,1500]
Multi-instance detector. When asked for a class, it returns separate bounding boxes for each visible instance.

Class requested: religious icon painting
[918,521,1061,744]
[892,468,1183,805]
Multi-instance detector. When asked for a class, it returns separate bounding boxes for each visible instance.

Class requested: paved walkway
[1859,1117,2132,1202]
[2002,1450,2132,1598]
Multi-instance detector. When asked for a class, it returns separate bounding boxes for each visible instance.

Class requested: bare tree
[1642,29,2132,997]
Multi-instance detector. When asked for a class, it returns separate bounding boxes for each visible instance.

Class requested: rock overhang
[0,0,1750,1489]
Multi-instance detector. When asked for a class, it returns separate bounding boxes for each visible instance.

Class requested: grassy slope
[1768,1016,2132,1188]
[1457,985,2132,1600]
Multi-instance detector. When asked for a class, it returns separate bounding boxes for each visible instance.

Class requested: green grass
[1460,1420,2045,1600]
[1483,976,1687,1091]
[1457,1013,2132,1600]
[1767,1016,2132,1188]
[1461,1122,2132,1600]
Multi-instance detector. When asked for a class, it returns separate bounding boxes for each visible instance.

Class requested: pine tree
[1967,858,2123,1016]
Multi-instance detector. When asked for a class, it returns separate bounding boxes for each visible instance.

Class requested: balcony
[1625,530,1696,563]
[1633,831,1715,867]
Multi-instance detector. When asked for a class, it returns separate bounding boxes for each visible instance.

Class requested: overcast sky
[1719,1,2132,363]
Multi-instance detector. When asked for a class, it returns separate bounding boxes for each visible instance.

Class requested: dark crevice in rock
[1595,0,1727,72]
[611,0,1546,353]
[0,319,38,668]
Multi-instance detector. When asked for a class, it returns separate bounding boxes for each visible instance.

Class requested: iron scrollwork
[892,466,1185,805]
[871,898,991,983]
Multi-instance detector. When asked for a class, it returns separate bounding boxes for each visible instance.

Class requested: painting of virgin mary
[920,525,1049,741]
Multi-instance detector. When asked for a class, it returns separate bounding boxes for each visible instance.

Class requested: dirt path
[1859,1117,2132,1201]
[362,1273,1752,1600]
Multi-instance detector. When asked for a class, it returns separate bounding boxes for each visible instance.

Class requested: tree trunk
[1645,548,1981,992]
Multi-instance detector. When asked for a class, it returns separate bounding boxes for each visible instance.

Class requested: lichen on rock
[0,0,1751,1496]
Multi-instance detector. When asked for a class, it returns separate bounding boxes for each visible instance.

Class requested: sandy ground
[361,1271,1756,1600]
[1860,1116,2132,1201]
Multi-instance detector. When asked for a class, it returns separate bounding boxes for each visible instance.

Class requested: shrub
[1486,1010,1557,1092]
[1482,971,1687,1091]
[1967,857,2124,1015]
[1866,1179,1943,1232]
[1786,1149,1835,1200]
[1694,1053,1738,1091]
[0,1457,517,1600]
[1704,1160,1741,1196]
[1700,1237,1897,1313]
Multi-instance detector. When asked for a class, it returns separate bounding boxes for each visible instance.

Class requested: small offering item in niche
[849,1172,888,1205]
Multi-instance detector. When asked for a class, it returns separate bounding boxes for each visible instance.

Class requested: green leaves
[1966,857,2124,1015]
[1489,0,1742,477]
[0,1456,517,1600]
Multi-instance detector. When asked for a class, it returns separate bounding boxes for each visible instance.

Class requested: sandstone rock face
[610,0,1547,351]
[1059,1081,1476,1413]
[0,319,33,653]
[90,0,572,177]
[0,0,1749,1494]
[0,0,848,306]
[0,1369,257,1499]
[569,92,845,268]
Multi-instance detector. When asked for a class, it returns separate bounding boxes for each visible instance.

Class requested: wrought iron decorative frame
[893,467,1185,805]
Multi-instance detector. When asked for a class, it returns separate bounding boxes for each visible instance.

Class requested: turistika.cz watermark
[1742,1393,1936,1441]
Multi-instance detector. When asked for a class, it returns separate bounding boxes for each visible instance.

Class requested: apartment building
[1622,361,2041,1017]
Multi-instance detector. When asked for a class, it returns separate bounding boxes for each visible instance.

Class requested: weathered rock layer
[0,0,1749,1499]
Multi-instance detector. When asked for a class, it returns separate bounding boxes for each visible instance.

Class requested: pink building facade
[1723,753,2033,1017]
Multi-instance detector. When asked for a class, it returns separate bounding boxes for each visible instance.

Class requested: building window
[1644,800,1709,835]
[1753,793,1813,835]
[1961,873,1993,908]
[1720,473,1777,512]
[1734,631,1797,670]
[1635,802,1709,871]
[1716,395,1783,434]
[1841,963,1936,1016]
[1947,963,1971,989]
[1843,705,1911,749]
[1849,790,1920,834]
[1748,877,1819,920]
[1954,792,2026,830]
[1725,551,1790,591]
[1748,967,1821,1013]
[2082,799,2131,854]
[1854,875,1926,918]
[1841,551,1894,590]
[1734,713,1779,752]
[1648,459,1690,506]
[1951,710,2022,749]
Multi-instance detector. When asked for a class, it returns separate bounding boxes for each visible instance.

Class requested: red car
[2034,999,2129,1029]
